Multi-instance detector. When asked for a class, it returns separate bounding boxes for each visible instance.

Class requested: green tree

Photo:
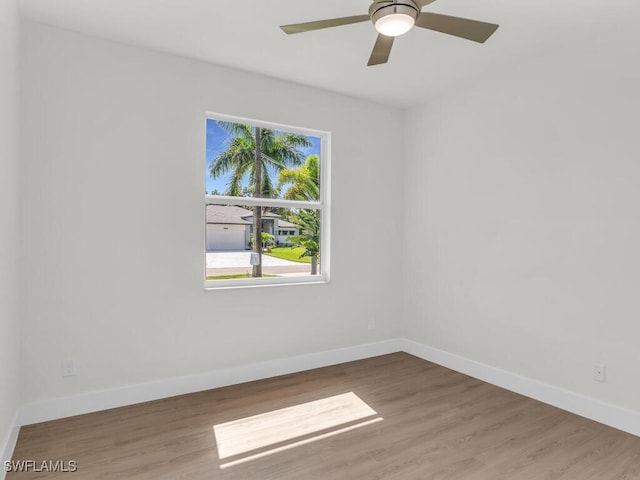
[209,123,311,277]
[278,154,320,202]
[278,155,321,274]
[288,209,320,274]
[261,232,275,250]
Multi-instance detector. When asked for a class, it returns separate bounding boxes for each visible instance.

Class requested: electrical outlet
[367,319,376,331]
[62,359,77,377]
[593,364,606,383]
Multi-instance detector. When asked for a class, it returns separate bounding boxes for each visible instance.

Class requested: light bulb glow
[374,13,415,37]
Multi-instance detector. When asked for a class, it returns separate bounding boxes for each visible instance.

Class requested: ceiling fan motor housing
[369,0,420,26]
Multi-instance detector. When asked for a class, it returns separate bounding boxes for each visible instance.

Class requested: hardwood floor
[8,353,640,479]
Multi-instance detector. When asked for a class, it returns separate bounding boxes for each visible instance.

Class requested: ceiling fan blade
[367,34,394,66]
[281,14,370,34]
[415,12,499,43]
[418,0,438,6]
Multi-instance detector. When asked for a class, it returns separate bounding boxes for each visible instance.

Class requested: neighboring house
[206,205,299,251]
[275,220,299,247]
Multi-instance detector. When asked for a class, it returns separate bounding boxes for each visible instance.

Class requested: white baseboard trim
[18,338,404,427]
[401,339,640,437]
[10,336,640,455]
[1,411,20,480]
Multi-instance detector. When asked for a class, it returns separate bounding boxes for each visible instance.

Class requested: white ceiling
[18,0,640,108]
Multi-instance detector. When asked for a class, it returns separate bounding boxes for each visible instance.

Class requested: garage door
[206,225,246,251]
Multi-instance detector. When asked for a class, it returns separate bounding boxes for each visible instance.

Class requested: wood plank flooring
[8,353,640,479]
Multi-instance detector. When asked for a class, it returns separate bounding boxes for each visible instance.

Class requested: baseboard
[1,411,20,480]
[400,339,640,437]
[13,337,640,443]
[19,338,404,427]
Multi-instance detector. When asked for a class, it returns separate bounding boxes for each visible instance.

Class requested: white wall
[404,23,640,412]
[16,8,640,436]
[19,22,404,405]
[0,0,21,462]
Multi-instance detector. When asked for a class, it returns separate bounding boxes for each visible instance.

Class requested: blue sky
[205,119,321,196]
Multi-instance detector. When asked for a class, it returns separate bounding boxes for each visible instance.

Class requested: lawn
[207,273,278,280]
[265,246,311,264]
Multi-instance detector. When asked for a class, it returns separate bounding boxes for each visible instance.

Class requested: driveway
[206,250,302,268]
[205,250,312,277]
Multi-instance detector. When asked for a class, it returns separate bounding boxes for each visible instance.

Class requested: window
[204,113,330,288]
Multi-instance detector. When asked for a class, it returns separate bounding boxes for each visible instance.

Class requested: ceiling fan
[280,0,499,66]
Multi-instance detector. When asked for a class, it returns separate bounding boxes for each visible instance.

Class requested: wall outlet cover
[593,364,606,383]
[63,359,77,377]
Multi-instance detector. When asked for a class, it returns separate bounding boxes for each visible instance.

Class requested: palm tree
[278,155,321,274]
[209,123,311,198]
[278,154,320,202]
[287,209,321,275]
[209,122,311,277]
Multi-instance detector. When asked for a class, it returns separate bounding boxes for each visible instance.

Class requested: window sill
[203,274,330,291]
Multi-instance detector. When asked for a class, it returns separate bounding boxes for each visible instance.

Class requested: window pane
[206,119,321,201]
[205,207,322,281]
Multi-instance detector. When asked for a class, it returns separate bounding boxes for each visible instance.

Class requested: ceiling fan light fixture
[370,2,419,37]
[375,13,415,36]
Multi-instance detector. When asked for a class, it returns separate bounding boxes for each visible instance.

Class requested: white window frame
[204,112,331,290]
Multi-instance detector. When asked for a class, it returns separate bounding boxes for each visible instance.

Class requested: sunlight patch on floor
[219,417,383,469]
[213,391,382,468]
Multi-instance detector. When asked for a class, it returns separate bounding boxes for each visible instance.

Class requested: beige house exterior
[206,205,299,251]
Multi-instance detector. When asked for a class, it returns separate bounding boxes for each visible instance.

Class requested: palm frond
[278,154,320,202]
[217,122,253,142]
[225,160,251,196]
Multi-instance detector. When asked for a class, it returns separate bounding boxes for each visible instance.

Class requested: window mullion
[206,195,322,211]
